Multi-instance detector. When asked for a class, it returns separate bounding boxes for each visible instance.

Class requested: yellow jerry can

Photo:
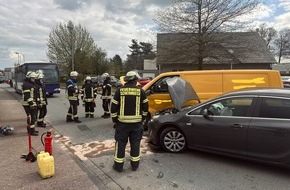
[37,151,55,179]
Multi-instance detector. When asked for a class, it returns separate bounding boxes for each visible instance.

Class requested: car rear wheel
[160,127,187,153]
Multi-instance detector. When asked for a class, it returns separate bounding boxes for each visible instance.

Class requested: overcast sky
[0,0,290,69]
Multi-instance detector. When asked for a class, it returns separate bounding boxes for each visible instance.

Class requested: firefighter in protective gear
[81,76,97,118]
[35,70,47,127]
[22,71,39,136]
[101,73,112,118]
[66,71,81,123]
[111,70,148,172]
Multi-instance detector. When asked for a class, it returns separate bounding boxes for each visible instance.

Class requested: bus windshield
[27,64,59,83]
[14,62,60,95]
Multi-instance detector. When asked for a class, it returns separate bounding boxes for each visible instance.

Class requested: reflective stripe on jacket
[111,81,148,123]
[66,78,79,101]
[22,79,36,106]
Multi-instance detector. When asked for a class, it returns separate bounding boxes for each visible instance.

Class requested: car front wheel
[160,127,187,153]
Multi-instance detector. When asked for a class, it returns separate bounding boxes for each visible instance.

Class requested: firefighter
[81,76,97,118]
[35,70,47,127]
[101,73,112,118]
[66,71,81,123]
[111,70,148,172]
[22,71,39,136]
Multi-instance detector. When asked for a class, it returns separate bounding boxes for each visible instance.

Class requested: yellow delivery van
[143,69,283,116]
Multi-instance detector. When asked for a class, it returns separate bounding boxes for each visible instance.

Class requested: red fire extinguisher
[41,130,53,155]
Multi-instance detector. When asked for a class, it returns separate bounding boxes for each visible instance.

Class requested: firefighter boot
[66,116,73,122]
[42,122,47,127]
[85,114,89,118]
[103,113,111,119]
[74,117,82,123]
[90,114,94,118]
[37,121,47,128]
[27,126,39,134]
[29,128,39,136]
[113,162,123,173]
[131,160,140,171]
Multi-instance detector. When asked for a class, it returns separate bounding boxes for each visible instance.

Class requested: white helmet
[101,72,110,79]
[70,71,78,77]
[85,76,92,81]
[26,71,37,78]
[124,70,140,82]
[36,70,44,79]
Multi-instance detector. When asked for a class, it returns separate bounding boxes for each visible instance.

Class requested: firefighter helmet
[124,70,140,82]
[101,72,110,80]
[26,71,37,78]
[36,70,44,79]
[70,71,78,77]
[85,76,92,81]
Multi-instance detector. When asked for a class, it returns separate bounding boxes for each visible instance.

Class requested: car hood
[166,77,200,111]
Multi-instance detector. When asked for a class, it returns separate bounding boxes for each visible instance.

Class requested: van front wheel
[160,127,187,153]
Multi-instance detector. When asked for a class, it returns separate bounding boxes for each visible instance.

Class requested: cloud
[0,0,289,69]
[278,0,290,11]
[0,0,169,68]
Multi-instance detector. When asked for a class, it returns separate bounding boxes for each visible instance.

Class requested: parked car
[119,76,152,87]
[148,77,290,168]
[0,75,4,83]
[138,77,152,86]
[281,76,290,88]
[91,76,103,87]
[110,76,122,87]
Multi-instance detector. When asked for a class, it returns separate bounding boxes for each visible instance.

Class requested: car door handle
[231,124,243,128]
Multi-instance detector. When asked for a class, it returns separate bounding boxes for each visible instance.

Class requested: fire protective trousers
[114,122,143,169]
[23,106,37,129]
[85,102,95,116]
[67,100,79,120]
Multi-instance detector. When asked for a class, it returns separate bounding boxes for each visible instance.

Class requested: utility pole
[67,25,74,71]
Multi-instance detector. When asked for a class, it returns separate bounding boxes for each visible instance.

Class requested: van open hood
[166,77,200,111]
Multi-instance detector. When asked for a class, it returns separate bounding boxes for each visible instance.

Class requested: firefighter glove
[30,103,37,109]
[113,122,117,129]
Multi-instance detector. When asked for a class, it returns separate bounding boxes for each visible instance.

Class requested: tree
[154,0,258,70]
[110,55,123,77]
[91,47,110,75]
[125,39,156,71]
[252,23,277,50]
[274,29,290,63]
[46,20,96,74]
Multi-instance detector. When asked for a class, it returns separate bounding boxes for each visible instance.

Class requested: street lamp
[15,52,20,65]
[15,52,25,64]
[67,25,74,71]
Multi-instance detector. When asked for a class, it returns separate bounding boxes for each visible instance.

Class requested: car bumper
[147,119,160,146]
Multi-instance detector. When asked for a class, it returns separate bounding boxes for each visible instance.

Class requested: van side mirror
[145,90,151,96]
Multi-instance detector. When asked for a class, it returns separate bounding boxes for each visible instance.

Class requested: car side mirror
[202,109,213,120]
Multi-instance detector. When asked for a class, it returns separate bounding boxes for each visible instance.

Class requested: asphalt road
[4,85,290,190]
